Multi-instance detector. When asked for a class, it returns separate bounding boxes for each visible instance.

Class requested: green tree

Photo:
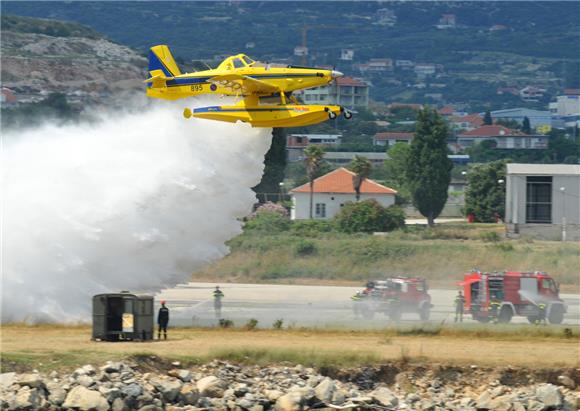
[253,128,287,201]
[522,116,531,134]
[349,155,372,201]
[483,110,493,125]
[464,160,508,223]
[303,145,325,219]
[548,136,580,163]
[384,143,411,204]
[406,107,453,226]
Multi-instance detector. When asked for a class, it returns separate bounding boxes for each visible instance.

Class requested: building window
[315,203,326,218]
[526,176,552,223]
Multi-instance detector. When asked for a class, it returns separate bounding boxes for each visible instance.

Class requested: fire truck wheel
[548,305,564,324]
[498,306,513,323]
[419,306,430,321]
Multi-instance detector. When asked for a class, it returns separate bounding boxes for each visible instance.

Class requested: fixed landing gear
[325,107,337,120]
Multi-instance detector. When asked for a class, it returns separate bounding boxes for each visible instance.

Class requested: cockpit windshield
[233,58,245,69]
[241,56,255,66]
[541,278,557,293]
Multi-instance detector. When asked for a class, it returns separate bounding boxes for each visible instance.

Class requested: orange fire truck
[459,270,566,324]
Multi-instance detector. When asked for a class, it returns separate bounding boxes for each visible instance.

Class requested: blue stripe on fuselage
[194,106,292,113]
[165,73,325,87]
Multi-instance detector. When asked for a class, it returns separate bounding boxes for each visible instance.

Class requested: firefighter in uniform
[157,300,169,340]
[351,291,364,318]
[536,303,547,325]
[213,286,224,318]
[454,291,466,323]
[489,299,501,323]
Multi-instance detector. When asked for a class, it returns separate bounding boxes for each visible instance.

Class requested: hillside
[3,1,578,109]
[1,15,145,96]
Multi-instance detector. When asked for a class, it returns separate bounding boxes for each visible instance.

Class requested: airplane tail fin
[145,45,182,87]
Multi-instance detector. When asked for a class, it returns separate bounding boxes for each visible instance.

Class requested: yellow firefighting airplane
[145,45,352,127]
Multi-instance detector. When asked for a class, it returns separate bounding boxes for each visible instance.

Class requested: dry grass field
[1,325,578,373]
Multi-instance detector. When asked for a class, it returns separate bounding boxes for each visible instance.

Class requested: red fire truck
[460,270,566,324]
[358,277,433,321]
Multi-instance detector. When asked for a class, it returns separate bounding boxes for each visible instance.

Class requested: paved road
[157,282,580,328]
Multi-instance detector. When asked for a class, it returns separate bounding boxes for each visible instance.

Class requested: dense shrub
[294,239,317,256]
[290,220,334,237]
[244,209,290,233]
[245,318,259,330]
[335,200,405,234]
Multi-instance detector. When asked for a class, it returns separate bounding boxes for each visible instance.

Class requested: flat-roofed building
[505,164,580,241]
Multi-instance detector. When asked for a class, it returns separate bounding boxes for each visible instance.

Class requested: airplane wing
[144,69,174,88]
[209,74,279,95]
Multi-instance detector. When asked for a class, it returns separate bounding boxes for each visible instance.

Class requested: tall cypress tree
[483,110,493,125]
[522,116,531,134]
[253,128,287,202]
[406,107,453,226]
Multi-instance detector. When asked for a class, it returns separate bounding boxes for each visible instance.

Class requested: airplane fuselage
[146,66,336,100]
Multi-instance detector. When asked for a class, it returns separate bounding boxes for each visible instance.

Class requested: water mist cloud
[1,101,272,322]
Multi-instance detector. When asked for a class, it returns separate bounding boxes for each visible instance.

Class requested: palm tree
[349,155,372,201]
[303,145,325,219]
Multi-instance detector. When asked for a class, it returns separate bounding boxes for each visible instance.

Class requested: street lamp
[560,186,566,242]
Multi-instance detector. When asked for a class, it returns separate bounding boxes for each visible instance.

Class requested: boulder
[15,373,44,389]
[179,384,200,405]
[77,375,96,387]
[177,370,192,382]
[557,376,576,390]
[371,387,399,407]
[0,372,16,390]
[46,382,67,405]
[63,386,109,411]
[535,384,562,408]
[266,389,284,402]
[151,377,183,402]
[331,389,347,405]
[121,383,142,398]
[476,390,493,409]
[197,376,226,398]
[112,397,130,411]
[102,361,124,373]
[14,386,43,410]
[275,391,305,411]
[314,378,335,402]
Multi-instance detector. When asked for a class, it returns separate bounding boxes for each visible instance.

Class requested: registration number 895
[190,84,203,92]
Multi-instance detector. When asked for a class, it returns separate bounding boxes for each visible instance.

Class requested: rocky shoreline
[1,360,578,410]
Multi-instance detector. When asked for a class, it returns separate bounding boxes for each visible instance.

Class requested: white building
[286,134,342,162]
[505,164,580,241]
[299,77,370,108]
[490,108,552,128]
[323,152,387,167]
[551,89,580,128]
[290,167,396,220]
[373,132,414,147]
[340,49,355,61]
[457,125,548,150]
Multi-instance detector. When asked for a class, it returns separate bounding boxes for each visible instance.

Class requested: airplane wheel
[344,110,353,120]
[328,111,337,120]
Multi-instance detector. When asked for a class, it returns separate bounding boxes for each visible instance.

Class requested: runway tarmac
[157,282,580,328]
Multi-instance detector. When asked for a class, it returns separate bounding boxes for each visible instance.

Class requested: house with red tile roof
[457,125,548,150]
[373,132,414,147]
[449,114,484,131]
[290,167,396,219]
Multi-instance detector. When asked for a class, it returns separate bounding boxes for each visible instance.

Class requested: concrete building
[323,152,387,167]
[490,108,552,128]
[550,89,580,128]
[300,77,370,109]
[457,125,548,150]
[286,134,342,162]
[373,132,413,147]
[290,167,396,220]
[505,164,580,241]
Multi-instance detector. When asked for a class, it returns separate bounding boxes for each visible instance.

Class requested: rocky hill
[1,15,146,97]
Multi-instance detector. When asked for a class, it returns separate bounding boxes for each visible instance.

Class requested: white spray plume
[1,100,272,323]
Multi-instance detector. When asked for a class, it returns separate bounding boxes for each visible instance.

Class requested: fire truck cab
[359,277,432,321]
[460,271,566,324]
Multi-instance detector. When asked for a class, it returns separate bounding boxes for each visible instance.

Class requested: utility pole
[560,186,566,242]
